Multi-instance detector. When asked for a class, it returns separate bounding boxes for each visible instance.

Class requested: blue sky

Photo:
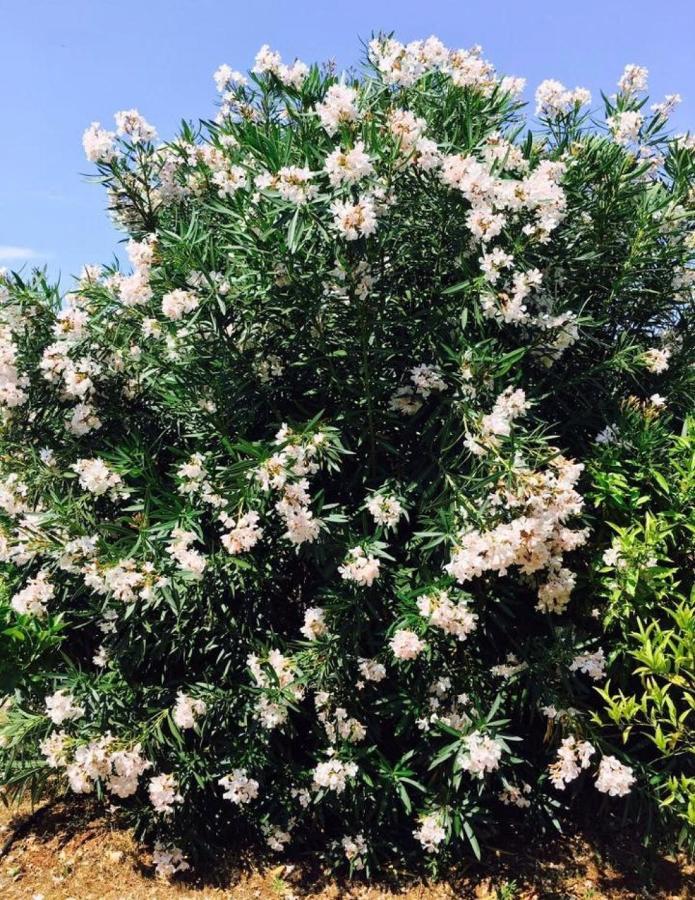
[2,0,693,286]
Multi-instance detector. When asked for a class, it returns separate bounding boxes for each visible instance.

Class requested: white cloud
[0,245,49,261]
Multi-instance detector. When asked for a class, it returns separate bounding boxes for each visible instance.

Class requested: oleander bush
[0,35,693,876]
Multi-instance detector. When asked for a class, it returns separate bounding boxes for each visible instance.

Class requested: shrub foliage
[0,36,693,874]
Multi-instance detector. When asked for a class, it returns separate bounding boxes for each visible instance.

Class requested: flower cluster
[167,528,207,577]
[218,768,259,804]
[339,546,381,587]
[149,773,183,815]
[11,570,54,618]
[548,738,635,799]
[247,651,304,730]
[152,843,190,880]
[341,833,368,870]
[40,728,151,799]
[595,755,636,797]
[72,457,123,497]
[45,690,84,725]
[0,324,29,411]
[172,693,207,729]
[390,628,427,659]
[366,492,404,528]
[535,79,591,117]
[445,455,586,614]
[459,731,504,777]
[416,589,478,641]
[548,736,595,789]
[220,510,263,555]
[300,606,328,640]
[253,425,332,545]
[312,757,359,795]
[413,812,447,853]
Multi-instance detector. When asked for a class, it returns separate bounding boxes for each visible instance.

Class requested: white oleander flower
[358,657,386,683]
[341,832,368,868]
[172,693,207,729]
[595,755,635,797]
[339,546,381,586]
[389,629,426,661]
[219,768,259,804]
[39,731,69,768]
[45,689,85,725]
[300,607,328,640]
[312,757,358,794]
[325,141,374,186]
[366,493,404,528]
[82,122,119,162]
[548,736,595,789]
[535,79,591,117]
[618,64,648,95]
[153,843,190,879]
[413,812,447,853]
[570,648,606,681]
[643,347,670,373]
[331,197,378,240]
[161,288,200,320]
[72,457,122,496]
[11,570,54,618]
[148,773,182,815]
[114,108,157,142]
[459,731,503,776]
[221,510,263,554]
[315,84,359,134]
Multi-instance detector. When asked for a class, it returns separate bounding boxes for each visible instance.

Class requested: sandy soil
[0,797,691,899]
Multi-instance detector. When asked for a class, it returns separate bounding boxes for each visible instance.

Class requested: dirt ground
[0,798,692,900]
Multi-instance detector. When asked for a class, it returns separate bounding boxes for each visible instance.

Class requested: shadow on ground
[0,797,691,899]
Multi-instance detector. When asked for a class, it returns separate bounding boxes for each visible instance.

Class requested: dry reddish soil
[0,797,692,899]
